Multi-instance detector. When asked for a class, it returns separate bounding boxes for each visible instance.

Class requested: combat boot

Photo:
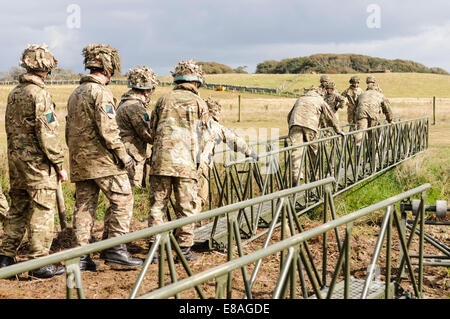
[176,246,198,263]
[0,255,15,268]
[101,244,143,268]
[79,254,99,271]
[29,264,65,279]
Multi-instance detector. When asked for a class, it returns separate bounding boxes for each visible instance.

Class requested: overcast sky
[1,0,450,75]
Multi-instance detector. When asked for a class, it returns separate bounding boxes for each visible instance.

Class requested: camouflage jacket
[116,90,153,163]
[287,91,341,133]
[5,73,64,190]
[324,92,348,112]
[200,119,252,170]
[314,85,327,97]
[367,83,383,93]
[149,83,209,180]
[356,88,393,122]
[66,74,128,182]
[341,86,363,109]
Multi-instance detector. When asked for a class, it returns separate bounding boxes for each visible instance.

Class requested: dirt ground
[0,213,448,299]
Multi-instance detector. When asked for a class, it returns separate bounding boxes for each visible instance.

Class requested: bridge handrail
[0,178,335,279]
[139,183,430,299]
[224,116,427,167]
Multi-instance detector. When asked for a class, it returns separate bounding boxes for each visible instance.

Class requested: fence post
[432,96,436,125]
[238,95,241,122]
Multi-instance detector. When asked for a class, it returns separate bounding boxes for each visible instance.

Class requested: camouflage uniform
[324,91,347,113]
[341,85,363,125]
[314,75,330,97]
[197,118,253,210]
[0,72,64,259]
[355,84,393,146]
[116,90,153,189]
[287,89,342,182]
[67,73,133,246]
[148,72,209,248]
[320,83,347,130]
[0,184,9,222]
[116,66,158,190]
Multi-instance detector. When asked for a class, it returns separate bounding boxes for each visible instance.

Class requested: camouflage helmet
[19,44,58,73]
[204,96,222,121]
[349,76,360,83]
[171,59,205,87]
[82,44,121,76]
[127,66,159,90]
[366,75,376,84]
[325,81,336,90]
[320,75,330,83]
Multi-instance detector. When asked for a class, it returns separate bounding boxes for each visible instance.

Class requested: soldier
[341,76,364,126]
[116,66,158,192]
[148,59,209,262]
[324,82,347,113]
[0,184,9,224]
[197,97,257,211]
[287,88,344,185]
[315,75,330,97]
[320,82,348,130]
[366,76,383,92]
[0,44,67,278]
[355,81,393,148]
[66,44,143,271]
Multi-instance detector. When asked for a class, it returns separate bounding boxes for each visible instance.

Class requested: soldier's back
[288,95,324,132]
[6,75,59,189]
[66,75,124,182]
[116,91,152,163]
[150,84,207,180]
[357,90,385,120]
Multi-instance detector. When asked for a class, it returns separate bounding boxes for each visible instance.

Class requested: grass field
[182,72,450,98]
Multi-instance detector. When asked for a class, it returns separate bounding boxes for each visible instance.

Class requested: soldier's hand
[249,151,259,161]
[58,169,68,182]
[338,131,345,138]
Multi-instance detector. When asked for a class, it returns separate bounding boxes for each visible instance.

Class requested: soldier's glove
[249,151,259,162]
[338,131,346,138]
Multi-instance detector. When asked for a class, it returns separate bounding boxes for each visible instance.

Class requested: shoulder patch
[45,112,56,124]
[144,113,149,121]
[105,105,115,114]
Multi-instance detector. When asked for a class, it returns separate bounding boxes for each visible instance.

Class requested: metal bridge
[193,117,429,249]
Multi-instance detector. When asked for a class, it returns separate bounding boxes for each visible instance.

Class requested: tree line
[255,54,448,75]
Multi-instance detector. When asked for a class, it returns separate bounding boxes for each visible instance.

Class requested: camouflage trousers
[356,117,379,147]
[0,188,56,259]
[0,184,9,222]
[126,158,146,189]
[73,174,133,246]
[195,173,209,214]
[347,105,356,126]
[288,125,318,182]
[148,175,198,247]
